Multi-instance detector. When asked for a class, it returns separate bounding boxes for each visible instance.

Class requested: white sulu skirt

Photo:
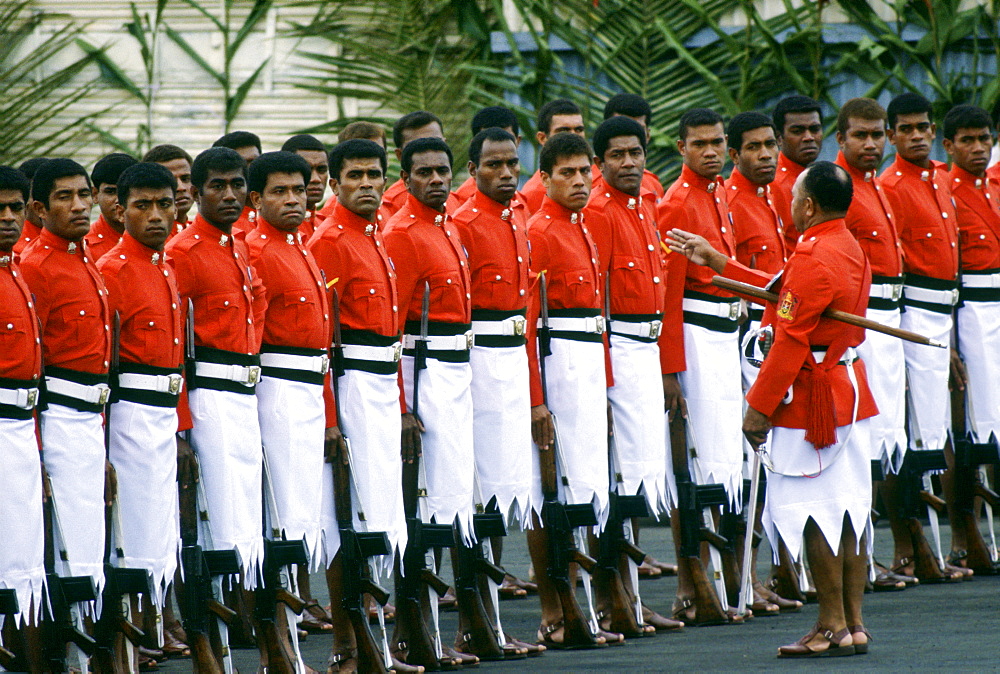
[0,418,46,626]
[401,355,475,543]
[678,323,744,509]
[469,344,534,529]
[107,400,180,609]
[857,307,908,472]
[607,335,671,515]
[957,300,1000,442]
[187,388,264,588]
[527,337,609,529]
[763,419,874,564]
[899,306,953,451]
[257,376,326,572]
[319,368,407,576]
[40,403,106,611]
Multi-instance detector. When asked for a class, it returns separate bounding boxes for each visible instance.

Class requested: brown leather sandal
[777,624,855,658]
[849,625,872,655]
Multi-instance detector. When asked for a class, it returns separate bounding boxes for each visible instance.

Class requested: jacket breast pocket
[610,255,646,299]
[346,282,388,327]
[476,265,514,305]
[555,268,595,307]
[280,290,320,329]
[57,301,104,343]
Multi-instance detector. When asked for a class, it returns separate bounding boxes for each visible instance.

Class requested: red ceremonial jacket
[836,152,903,278]
[770,153,808,254]
[0,252,42,381]
[949,165,1000,271]
[725,167,787,274]
[84,214,122,263]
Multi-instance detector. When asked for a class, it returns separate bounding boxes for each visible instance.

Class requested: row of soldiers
[0,89,998,671]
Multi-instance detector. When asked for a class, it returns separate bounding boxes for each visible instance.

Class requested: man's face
[730,126,778,186]
[944,126,993,177]
[35,175,92,241]
[598,135,645,196]
[118,186,175,251]
[779,111,823,166]
[196,168,247,230]
[0,188,26,251]
[789,172,812,232]
[888,112,935,165]
[96,182,124,229]
[471,139,519,205]
[538,114,586,145]
[395,122,444,161]
[234,145,260,165]
[678,123,726,180]
[332,157,385,221]
[838,117,886,173]
[403,150,452,212]
[160,157,194,218]
[542,153,592,212]
[250,172,307,232]
[296,149,329,209]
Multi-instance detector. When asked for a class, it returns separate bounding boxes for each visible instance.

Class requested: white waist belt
[45,376,111,405]
[609,318,662,339]
[341,343,402,363]
[813,347,858,364]
[869,282,903,301]
[471,316,527,337]
[0,385,40,409]
[903,285,959,306]
[117,372,183,395]
[540,315,606,334]
[195,361,261,386]
[402,332,474,351]
[961,273,1000,289]
[260,351,330,374]
[682,297,740,321]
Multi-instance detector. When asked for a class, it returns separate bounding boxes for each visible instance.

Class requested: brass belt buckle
[595,316,606,334]
[246,365,261,386]
[392,343,403,362]
[891,284,902,301]
[728,302,740,320]
[512,316,526,336]
[25,388,39,409]
[649,320,662,339]
[167,374,183,395]
[465,331,474,350]
[319,354,331,374]
[97,385,111,406]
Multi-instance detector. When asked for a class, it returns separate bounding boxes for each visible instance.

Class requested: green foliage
[0,2,106,164]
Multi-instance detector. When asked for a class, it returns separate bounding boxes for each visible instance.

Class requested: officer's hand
[742,406,772,451]
[176,436,199,489]
[662,373,687,421]
[666,229,728,272]
[325,425,349,465]
[401,412,424,464]
[104,459,118,506]
[41,462,51,503]
[531,404,555,451]
[949,348,967,392]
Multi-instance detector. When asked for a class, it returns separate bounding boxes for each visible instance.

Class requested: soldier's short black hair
[468,128,517,167]
[91,152,138,190]
[592,116,646,161]
[117,162,178,205]
[678,108,724,140]
[942,104,993,141]
[773,95,822,135]
[727,112,775,152]
[18,157,50,200]
[802,161,852,214]
[603,93,653,126]
[401,137,452,174]
[191,147,247,193]
[339,121,386,144]
[836,98,886,136]
[281,134,327,154]
[213,130,262,153]
[537,99,581,135]
[887,92,933,130]
[143,144,193,165]
[392,111,443,150]
[329,139,388,181]
[0,165,30,202]
[247,151,312,194]
[472,106,519,136]
[539,132,592,175]
[31,158,91,208]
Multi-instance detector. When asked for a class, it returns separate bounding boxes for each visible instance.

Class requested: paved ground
[157,519,1000,672]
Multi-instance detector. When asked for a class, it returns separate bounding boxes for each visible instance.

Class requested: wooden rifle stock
[711,276,947,347]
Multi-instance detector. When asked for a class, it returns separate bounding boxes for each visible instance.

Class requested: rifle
[178,298,241,673]
[396,281,458,669]
[668,416,729,625]
[453,485,505,660]
[535,273,601,648]
[0,589,18,669]
[330,288,393,673]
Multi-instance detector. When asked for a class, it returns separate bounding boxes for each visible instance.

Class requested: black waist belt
[0,376,40,420]
[259,344,329,385]
[42,366,110,413]
[902,273,959,315]
[402,321,473,363]
[682,290,741,333]
[959,268,1000,303]
[544,307,605,344]
[337,330,401,375]
[471,308,528,348]
[114,362,183,408]
[189,346,261,395]
[868,274,905,311]
[608,312,663,344]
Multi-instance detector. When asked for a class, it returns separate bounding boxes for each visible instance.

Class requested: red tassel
[803,366,837,449]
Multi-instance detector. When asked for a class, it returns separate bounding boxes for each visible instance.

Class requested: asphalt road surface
[156,520,1000,672]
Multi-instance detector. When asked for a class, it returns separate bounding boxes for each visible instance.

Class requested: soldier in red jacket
[771,96,824,254]
[670,161,878,657]
[0,166,45,672]
[85,153,138,261]
[143,144,197,239]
